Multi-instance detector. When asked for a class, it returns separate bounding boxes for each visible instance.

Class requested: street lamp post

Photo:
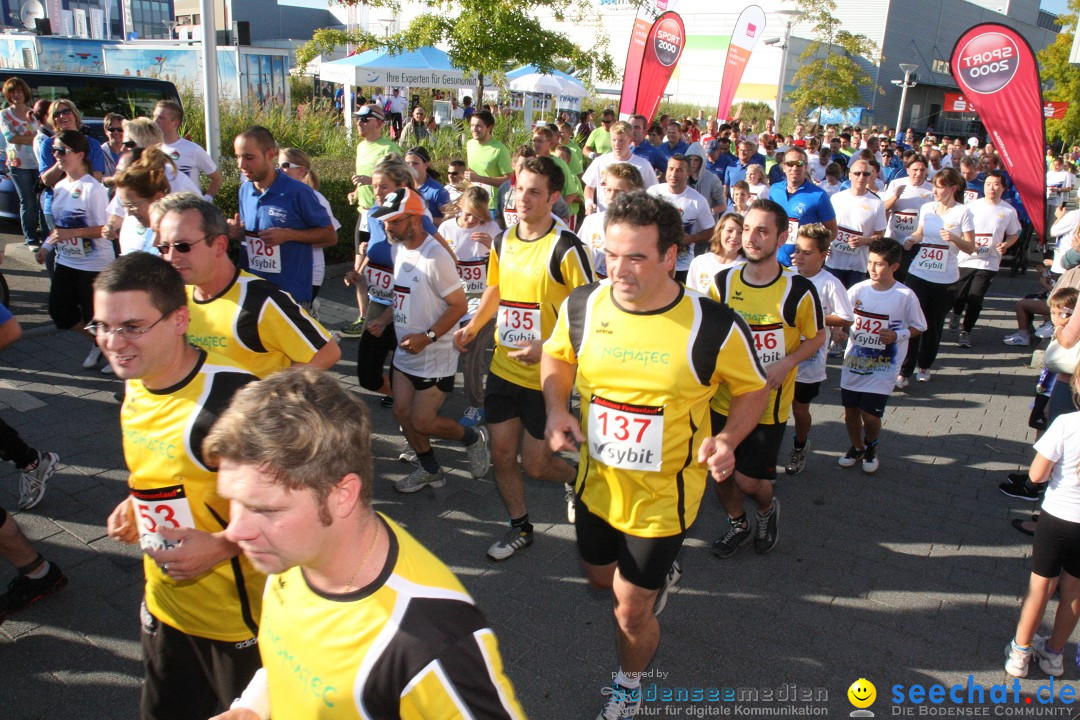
[770,9,804,122]
[894,63,919,136]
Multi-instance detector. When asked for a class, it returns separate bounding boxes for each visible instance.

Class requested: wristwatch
[424,329,437,343]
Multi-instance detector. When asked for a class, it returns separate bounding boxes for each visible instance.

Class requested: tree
[786,0,880,121]
[1038,3,1080,145]
[296,0,618,101]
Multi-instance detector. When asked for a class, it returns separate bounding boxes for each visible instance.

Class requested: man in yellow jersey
[454,156,594,560]
[709,198,825,558]
[155,193,340,378]
[543,191,768,720]
[94,253,265,720]
[206,367,527,720]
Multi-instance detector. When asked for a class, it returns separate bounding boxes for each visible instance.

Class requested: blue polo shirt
[238,170,331,304]
[770,179,836,266]
[963,178,985,204]
[417,176,451,222]
[724,160,757,196]
[655,140,690,164]
[0,300,11,324]
[632,142,665,175]
[710,152,736,177]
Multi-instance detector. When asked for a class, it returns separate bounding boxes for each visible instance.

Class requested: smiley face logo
[848,678,876,709]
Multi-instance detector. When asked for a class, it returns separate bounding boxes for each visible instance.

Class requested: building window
[931,58,951,76]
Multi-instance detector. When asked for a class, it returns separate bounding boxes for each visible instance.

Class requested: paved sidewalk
[0,258,1075,718]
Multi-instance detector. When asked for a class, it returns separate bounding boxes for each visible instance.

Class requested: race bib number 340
[131,484,196,552]
[588,395,664,472]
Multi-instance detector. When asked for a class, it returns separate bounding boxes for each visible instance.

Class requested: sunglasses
[155,236,211,254]
[52,145,71,156]
[279,162,305,171]
[51,108,73,119]
[784,160,806,168]
[107,126,124,134]
[358,116,378,124]
[850,171,872,176]
[448,171,464,177]
[122,140,138,149]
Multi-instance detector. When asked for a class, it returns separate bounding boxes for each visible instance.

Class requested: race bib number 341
[131,484,196,552]
[588,395,664,472]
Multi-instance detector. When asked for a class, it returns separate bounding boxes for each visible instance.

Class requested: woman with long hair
[0,77,42,246]
[112,146,174,255]
[34,130,112,371]
[897,167,976,385]
[277,146,340,307]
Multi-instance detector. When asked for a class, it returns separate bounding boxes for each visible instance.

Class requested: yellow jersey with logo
[709,265,823,424]
[186,269,332,379]
[259,515,526,719]
[487,221,593,390]
[545,283,767,536]
[121,350,264,641]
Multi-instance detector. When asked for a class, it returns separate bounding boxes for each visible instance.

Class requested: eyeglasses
[122,140,138,149]
[51,108,73,119]
[850,171,872,177]
[155,236,212,254]
[85,309,177,339]
[107,126,124,134]
[784,160,806,168]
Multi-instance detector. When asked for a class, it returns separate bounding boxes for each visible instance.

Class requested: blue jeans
[9,167,41,244]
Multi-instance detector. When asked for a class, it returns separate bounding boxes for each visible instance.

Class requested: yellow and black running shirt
[488,222,593,390]
[259,515,526,719]
[709,265,823,424]
[186,269,332,379]
[545,283,767,537]
[121,350,264,642]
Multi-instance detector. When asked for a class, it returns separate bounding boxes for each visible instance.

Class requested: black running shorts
[575,501,686,590]
[710,411,785,481]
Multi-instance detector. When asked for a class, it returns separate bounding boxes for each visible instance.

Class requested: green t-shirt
[466,138,513,209]
[548,154,582,215]
[355,137,403,209]
[566,141,585,176]
[584,127,612,155]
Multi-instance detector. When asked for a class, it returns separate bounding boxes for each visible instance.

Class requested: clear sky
[1042,0,1069,14]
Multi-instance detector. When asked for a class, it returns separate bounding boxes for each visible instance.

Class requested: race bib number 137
[588,395,664,472]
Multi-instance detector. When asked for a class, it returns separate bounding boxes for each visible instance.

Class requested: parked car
[0,70,181,221]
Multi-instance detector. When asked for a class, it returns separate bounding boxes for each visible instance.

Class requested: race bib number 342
[588,395,664,472]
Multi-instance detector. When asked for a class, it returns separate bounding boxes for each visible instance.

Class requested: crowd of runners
[0,82,1079,718]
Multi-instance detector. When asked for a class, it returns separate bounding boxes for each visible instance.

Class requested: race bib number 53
[131,485,196,552]
[588,395,664,472]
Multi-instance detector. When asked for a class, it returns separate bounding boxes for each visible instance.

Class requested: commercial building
[532,0,1059,129]
[2,0,175,40]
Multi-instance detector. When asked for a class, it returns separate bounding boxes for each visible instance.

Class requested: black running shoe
[0,563,67,623]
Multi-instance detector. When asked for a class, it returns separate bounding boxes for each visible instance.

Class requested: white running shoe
[465,426,490,479]
[393,466,446,493]
[19,451,59,510]
[82,345,102,369]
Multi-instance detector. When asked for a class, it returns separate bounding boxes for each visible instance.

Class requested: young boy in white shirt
[839,238,927,473]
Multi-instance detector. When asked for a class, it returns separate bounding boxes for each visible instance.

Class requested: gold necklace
[344,520,381,591]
